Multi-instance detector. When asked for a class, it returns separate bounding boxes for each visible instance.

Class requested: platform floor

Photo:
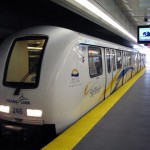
[74,69,150,150]
[42,68,149,150]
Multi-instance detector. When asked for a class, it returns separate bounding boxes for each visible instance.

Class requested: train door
[123,51,127,84]
[135,53,138,73]
[137,53,141,72]
[126,51,132,81]
[131,52,138,77]
[83,46,105,112]
[110,49,118,93]
[115,50,123,89]
[141,54,144,69]
[123,51,132,83]
[141,54,145,69]
[143,54,146,67]
[104,48,113,98]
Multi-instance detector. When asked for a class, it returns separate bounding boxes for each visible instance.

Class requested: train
[0,26,146,141]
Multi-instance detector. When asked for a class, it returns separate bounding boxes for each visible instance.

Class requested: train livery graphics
[6,94,30,105]
[84,81,102,97]
[0,26,146,139]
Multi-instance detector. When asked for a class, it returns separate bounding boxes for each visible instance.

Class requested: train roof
[5,25,140,53]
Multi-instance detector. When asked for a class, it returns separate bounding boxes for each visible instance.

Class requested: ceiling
[53,0,150,49]
[0,0,149,49]
[116,0,150,27]
[0,0,135,47]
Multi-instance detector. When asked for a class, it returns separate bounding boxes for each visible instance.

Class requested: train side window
[132,52,136,67]
[128,52,132,66]
[143,54,146,65]
[116,50,122,69]
[135,53,138,65]
[88,46,103,78]
[106,49,111,73]
[124,52,127,67]
[112,50,116,71]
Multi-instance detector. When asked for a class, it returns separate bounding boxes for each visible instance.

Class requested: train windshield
[3,36,48,88]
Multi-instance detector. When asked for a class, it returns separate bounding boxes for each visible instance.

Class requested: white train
[0,26,145,139]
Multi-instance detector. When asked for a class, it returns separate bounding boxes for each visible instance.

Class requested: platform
[42,68,148,150]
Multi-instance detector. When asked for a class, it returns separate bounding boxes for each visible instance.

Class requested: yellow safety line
[42,69,146,150]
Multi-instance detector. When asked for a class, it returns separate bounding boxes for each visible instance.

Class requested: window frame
[112,49,116,71]
[127,51,132,66]
[116,50,122,70]
[88,46,103,78]
[106,48,111,73]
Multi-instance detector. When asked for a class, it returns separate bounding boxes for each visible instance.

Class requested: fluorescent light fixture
[27,109,42,117]
[0,105,10,113]
[122,0,127,3]
[129,12,134,16]
[74,0,137,42]
[133,18,138,21]
[124,4,132,11]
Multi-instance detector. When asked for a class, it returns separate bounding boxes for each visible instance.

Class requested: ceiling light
[129,12,134,16]
[133,18,138,21]
[122,0,127,3]
[74,0,137,42]
[124,4,132,11]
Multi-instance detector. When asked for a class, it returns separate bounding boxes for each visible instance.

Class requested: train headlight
[0,105,10,113]
[27,109,42,117]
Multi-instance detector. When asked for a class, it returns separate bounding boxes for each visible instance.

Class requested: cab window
[3,36,48,88]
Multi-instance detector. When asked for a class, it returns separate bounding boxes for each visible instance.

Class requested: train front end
[0,34,56,143]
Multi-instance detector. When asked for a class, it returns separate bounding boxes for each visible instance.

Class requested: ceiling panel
[116,0,150,26]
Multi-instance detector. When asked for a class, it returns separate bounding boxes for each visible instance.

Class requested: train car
[0,26,145,140]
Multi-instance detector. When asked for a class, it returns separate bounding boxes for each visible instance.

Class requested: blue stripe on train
[117,67,134,80]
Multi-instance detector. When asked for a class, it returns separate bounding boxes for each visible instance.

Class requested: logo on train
[84,82,101,97]
[6,94,30,105]
[69,68,81,87]
[71,69,79,77]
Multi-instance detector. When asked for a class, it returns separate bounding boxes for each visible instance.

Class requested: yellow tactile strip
[42,69,146,150]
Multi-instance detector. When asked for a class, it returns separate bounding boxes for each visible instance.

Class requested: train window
[132,53,137,68]
[124,52,127,67]
[112,50,116,71]
[3,36,48,88]
[129,52,132,66]
[116,50,122,69]
[127,52,131,66]
[142,54,145,63]
[143,54,146,65]
[88,47,103,78]
[135,53,138,66]
[106,49,111,73]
